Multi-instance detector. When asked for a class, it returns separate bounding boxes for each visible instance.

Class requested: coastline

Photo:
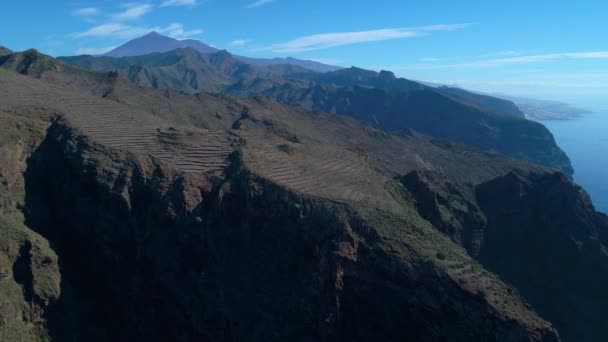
[542,109,608,213]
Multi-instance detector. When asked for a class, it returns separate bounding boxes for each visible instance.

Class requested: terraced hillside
[0,66,564,341]
[1,53,608,341]
[59,48,573,176]
[0,71,234,177]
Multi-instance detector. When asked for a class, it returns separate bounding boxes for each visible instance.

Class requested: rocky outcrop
[7,118,557,341]
[400,171,487,257]
[0,46,11,56]
[403,169,608,342]
[476,171,608,342]
[1,62,600,341]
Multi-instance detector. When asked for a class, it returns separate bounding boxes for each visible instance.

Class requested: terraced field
[440,259,495,293]
[0,72,234,176]
[243,135,391,205]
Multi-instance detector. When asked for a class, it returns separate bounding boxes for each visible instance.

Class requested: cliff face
[476,172,608,342]
[12,119,557,341]
[0,63,603,341]
[402,170,608,342]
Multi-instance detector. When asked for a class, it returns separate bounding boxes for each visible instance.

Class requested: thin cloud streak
[262,24,469,53]
[229,39,250,47]
[112,4,153,21]
[379,51,608,71]
[247,0,274,8]
[160,0,198,7]
[72,8,100,16]
[74,22,202,40]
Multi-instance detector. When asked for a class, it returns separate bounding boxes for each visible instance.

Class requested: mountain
[496,95,591,120]
[102,32,341,72]
[2,47,608,341]
[60,49,574,176]
[61,48,313,94]
[422,82,589,121]
[435,86,526,118]
[0,46,12,56]
[104,31,219,57]
[236,55,341,73]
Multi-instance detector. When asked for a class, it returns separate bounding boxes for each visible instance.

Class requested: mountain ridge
[57,47,574,176]
[2,46,608,341]
[101,31,342,73]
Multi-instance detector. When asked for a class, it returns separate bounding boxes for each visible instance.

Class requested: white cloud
[262,24,469,53]
[74,46,117,55]
[484,50,536,57]
[229,39,250,47]
[162,23,203,38]
[247,0,274,8]
[72,7,100,16]
[458,52,608,68]
[112,4,153,21]
[421,57,440,62]
[160,0,197,7]
[380,51,608,71]
[74,22,202,40]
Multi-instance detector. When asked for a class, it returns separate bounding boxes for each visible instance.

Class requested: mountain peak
[103,32,217,57]
[144,31,162,37]
[98,32,341,72]
[0,48,59,78]
[0,46,12,56]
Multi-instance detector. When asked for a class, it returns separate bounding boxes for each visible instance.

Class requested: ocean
[542,105,608,213]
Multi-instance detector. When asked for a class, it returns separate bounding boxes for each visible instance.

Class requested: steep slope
[2,53,607,340]
[58,50,573,176]
[103,32,341,72]
[0,66,565,341]
[103,31,218,57]
[435,86,526,118]
[238,68,573,176]
[60,48,311,94]
[236,55,341,73]
[401,170,608,342]
[0,46,12,56]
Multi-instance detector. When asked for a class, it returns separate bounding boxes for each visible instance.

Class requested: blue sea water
[542,106,608,213]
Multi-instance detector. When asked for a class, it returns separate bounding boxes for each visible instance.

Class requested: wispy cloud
[247,0,274,8]
[262,24,469,53]
[380,51,608,71]
[74,22,201,40]
[74,46,117,55]
[112,4,153,21]
[421,57,440,62]
[229,39,250,47]
[162,23,203,38]
[160,0,198,7]
[484,50,537,57]
[483,52,608,66]
[72,7,100,16]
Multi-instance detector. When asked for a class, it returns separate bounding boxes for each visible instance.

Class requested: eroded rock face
[12,119,558,341]
[403,169,608,342]
[400,171,487,257]
[476,171,608,342]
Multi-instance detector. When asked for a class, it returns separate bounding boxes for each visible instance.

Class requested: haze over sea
[543,102,608,213]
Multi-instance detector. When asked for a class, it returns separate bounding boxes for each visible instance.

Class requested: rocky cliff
[0,54,606,341]
[0,116,557,341]
[402,170,608,341]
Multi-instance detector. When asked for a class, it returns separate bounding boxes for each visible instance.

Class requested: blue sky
[1,0,607,101]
